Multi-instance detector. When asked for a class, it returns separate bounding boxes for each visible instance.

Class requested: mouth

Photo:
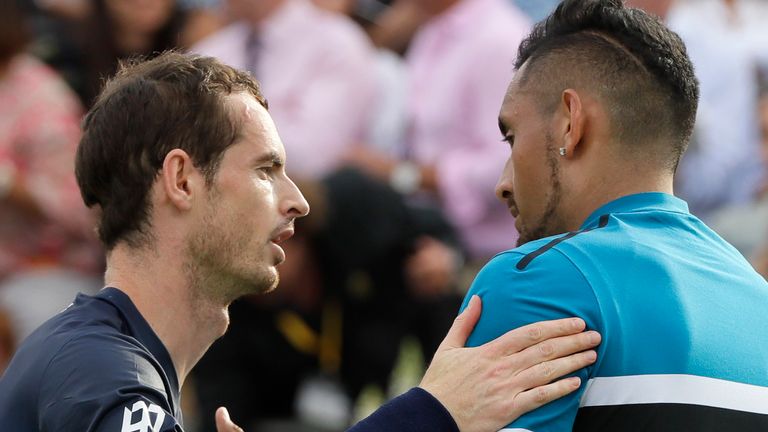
[270,227,295,245]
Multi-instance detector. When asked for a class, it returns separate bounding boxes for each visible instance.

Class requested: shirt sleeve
[37,333,182,432]
[347,387,459,432]
[461,249,603,432]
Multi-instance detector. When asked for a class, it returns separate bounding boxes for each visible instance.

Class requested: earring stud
[559,147,567,157]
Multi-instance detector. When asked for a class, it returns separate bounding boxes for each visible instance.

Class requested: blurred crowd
[1,0,767,430]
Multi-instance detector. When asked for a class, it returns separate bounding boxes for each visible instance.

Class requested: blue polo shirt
[0,288,183,431]
[462,193,768,431]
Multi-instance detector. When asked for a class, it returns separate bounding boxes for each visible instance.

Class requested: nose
[282,177,310,218]
[495,159,514,203]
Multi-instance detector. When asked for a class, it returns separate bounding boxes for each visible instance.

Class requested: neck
[104,243,229,384]
[563,165,674,231]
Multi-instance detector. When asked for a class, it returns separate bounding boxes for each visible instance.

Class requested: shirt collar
[95,287,181,405]
[581,192,690,229]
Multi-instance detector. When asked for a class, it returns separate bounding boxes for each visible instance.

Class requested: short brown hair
[76,52,268,250]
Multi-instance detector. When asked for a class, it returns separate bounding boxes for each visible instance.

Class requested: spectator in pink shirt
[193,0,377,180]
[347,0,531,260]
[0,0,101,342]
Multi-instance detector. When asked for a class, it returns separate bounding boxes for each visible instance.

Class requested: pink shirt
[0,55,100,278]
[193,0,377,179]
[406,0,530,258]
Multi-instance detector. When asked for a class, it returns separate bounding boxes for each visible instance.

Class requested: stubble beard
[184,194,278,309]
[516,135,566,247]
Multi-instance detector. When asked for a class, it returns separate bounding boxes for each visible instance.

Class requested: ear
[556,89,585,158]
[160,149,201,212]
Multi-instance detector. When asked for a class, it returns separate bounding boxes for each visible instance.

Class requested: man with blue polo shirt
[462,0,768,430]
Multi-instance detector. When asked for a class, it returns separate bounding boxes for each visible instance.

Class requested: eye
[256,165,275,178]
[501,134,515,148]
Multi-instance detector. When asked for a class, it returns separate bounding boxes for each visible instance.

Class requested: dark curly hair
[76,52,268,250]
[514,0,699,172]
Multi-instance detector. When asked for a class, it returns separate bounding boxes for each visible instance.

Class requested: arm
[463,250,604,432]
[216,296,600,432]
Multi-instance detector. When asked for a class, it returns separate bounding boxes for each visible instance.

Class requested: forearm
[347,387,458,432]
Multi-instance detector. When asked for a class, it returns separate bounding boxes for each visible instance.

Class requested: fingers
[488,317,588,356]
[215,407,244,432]
[516,349,597,388]
[513,376,583,414]
[437,295,482,350]
[513,330,601,371]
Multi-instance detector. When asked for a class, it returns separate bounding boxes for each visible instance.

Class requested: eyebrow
[251,150,284,167]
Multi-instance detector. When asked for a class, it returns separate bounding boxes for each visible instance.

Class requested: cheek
[511,146,547,217]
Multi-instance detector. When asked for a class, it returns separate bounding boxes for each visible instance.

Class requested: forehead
[226,92,285,157]
[499,71,530,123]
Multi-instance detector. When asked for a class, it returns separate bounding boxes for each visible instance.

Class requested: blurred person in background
[708,81,768,268]
[25,0,200,107]
[346,0,531,261]
[73,0,190,106]
[312,0,410,156]
[193,0,377,180]
[0,0,101,343]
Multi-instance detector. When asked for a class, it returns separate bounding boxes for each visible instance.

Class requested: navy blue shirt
[0,288,183,431]
[0,287,458,432]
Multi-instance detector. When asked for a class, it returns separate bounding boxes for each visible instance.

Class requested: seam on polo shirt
[516,214,610,270]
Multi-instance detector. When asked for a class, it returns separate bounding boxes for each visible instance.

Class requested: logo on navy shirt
[121,401,166,432]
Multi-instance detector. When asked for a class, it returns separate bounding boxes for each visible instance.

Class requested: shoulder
[464,229,608,346]
[37,332,175,430]
[46,330,166,390]
[468,242,592,313]
[474,232,591,288]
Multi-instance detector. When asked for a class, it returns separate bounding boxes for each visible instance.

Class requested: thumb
[437,295,481,350]
[215,407,244,432]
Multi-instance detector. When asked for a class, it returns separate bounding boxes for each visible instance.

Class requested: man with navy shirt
[462,0,768,430]
[0,52,601,431]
